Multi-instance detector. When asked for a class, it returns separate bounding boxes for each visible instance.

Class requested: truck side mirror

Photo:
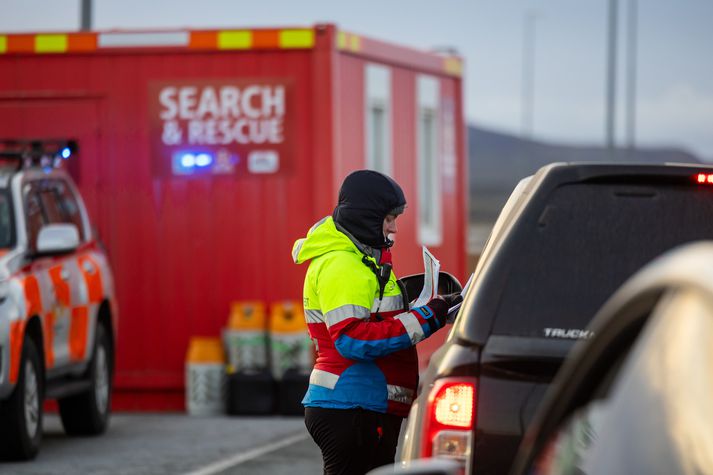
[398,272,462,303]
[36,223,80,255]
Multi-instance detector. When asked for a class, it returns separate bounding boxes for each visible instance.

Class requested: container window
[417,75,441,246]
[365,64,392,176]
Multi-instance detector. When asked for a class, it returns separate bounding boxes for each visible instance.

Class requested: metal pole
[80,0,92,31]
[626,0,638,149]
[521,11,536,139]
[606,0,618,151]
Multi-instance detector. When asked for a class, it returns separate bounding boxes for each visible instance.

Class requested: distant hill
[468,125,704,223]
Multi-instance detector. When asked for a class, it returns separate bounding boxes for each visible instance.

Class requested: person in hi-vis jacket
[292,170,460,475]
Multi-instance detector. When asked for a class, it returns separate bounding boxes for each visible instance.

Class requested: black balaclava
[333,170,407,249]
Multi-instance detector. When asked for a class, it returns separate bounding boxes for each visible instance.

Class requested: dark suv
[398,163,713,474]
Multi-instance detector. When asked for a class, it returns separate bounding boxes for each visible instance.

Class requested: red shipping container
[0,24,467,410]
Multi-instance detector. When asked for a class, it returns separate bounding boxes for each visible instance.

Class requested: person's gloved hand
[440,292,463,309]
[424,298,449,334]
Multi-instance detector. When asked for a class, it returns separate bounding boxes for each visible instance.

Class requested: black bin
[226,370,275,415]
[277,368,309,415]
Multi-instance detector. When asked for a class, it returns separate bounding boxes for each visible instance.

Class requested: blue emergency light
[173,151,215,175]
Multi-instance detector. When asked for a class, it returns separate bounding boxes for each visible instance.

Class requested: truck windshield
[0,190,14,250]
[481,182,713,338]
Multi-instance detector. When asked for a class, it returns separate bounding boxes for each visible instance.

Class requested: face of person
[383,214,398,242]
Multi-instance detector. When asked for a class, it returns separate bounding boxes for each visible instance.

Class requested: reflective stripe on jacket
[292,216,441,417]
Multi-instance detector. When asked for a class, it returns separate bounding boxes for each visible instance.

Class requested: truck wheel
[59,324,112,436]
[0,337,43,460]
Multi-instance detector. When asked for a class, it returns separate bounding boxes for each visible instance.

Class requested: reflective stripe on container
[337,32,361,52]
[443,57,463,76]
[98,31,190,48]
[35,34,68,53]
[1,28,316,54]
[217,31,252,50]
[279,29,314,48]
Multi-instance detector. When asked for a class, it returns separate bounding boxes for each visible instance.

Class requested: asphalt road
[0,413,323,474]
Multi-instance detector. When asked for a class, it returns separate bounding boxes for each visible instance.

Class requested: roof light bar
[0,139,78,170]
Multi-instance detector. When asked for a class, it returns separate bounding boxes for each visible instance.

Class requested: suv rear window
[491,182,713,337]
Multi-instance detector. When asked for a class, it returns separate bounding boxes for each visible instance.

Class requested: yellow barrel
[185,337,226,416]
[268,300,312,379]
[224,301,269,374]
[186,337,225,364]
[269,301,306,333]
[228,301,267,331]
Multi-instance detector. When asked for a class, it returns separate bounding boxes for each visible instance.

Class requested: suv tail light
[421,377,477,461]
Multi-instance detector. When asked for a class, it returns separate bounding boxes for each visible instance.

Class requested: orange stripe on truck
[79,255,104,303]
[7,34,35,53]
[189,31,217,50]
[68,33,97,52]
[44,311,56,368]
[252,30,280,48]
[8,320,25,384]
[48,265,70,307]
[24,275,42,317]
[69,306,89,361]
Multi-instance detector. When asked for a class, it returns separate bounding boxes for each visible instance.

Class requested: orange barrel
[185,337,226,416]
[268,301,313,380]
[222,301,268,374]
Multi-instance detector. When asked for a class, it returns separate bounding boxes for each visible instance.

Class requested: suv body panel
[400,162,713,473]
[0,167,116,399]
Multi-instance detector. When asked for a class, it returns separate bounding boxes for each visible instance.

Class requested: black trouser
[305,407,404,475]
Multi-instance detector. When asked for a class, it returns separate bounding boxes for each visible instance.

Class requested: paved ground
[1,413,323,475]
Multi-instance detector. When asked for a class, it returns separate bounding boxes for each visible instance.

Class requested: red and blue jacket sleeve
[316,253,445,361]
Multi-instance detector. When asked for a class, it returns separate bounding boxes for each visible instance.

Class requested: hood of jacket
[292,216,359,264]
[332,170,406,249]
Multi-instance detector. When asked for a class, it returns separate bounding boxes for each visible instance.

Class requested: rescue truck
[0,140,117,460]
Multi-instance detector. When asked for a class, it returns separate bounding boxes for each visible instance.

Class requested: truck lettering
[196,87,220,118]
[543,327,594,340]
[220,87,240,117]
[159,87,178,120]
[187,118,283,145]
[158,84,287,146]
[178,87,198,120]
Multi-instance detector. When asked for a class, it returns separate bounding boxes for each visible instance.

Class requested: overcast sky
[2,0,712,160]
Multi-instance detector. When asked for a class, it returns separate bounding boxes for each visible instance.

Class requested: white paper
[412,246,440,308]
[446,272,474,323]
[460,272,474,299]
